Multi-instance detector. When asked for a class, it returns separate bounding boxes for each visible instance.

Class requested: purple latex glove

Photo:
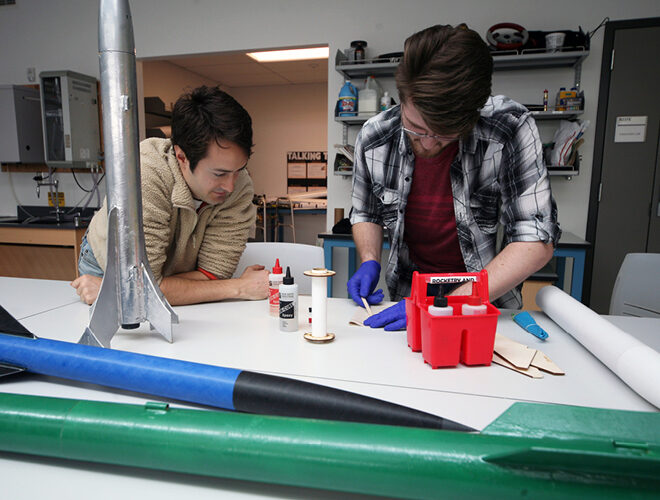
[347,260,384,307]
[364,300,407,331]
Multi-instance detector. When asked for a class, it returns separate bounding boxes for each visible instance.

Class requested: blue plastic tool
[512,311,549,340]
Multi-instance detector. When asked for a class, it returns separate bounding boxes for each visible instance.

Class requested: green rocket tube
[0,393,658,498]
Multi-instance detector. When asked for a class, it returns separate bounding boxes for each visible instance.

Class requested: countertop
[0,205,96,230]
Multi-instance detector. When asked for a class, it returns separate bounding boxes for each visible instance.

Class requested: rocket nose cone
[98,0,136,54]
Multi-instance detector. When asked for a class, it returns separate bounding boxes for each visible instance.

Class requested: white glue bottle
[268,258,284,317]
[279,266,299,332]
[428,294,453,316]
[462,287,487,316]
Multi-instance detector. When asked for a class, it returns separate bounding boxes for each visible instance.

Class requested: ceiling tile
[218,73,290,87]
[168,52,252,68]
[157,47,328,88]
[197,63,274,78]
[281,72,329,84]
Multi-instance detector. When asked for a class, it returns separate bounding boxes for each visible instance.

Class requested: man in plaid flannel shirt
[348,24,560,330]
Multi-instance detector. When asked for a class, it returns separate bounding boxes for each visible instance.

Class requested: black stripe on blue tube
[233,371,474,432]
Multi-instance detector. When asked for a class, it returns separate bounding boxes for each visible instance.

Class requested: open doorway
[138,47,329,244]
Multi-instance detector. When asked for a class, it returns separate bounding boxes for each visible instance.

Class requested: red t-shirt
[403,142,465,273]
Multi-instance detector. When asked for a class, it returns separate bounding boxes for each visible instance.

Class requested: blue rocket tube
[0,315,473,431]
[0,334,239,409]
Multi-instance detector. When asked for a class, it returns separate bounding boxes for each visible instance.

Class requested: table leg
[348,247,356,279]
[324,241,333,296]
[570,250,585,302]
[555,257,566,290]
[553,248,586,302]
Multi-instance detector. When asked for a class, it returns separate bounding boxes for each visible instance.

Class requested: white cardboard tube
[311,276,328,337]
[536,286,660,409]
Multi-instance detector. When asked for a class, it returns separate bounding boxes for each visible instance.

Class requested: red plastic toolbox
[405,270,500,368]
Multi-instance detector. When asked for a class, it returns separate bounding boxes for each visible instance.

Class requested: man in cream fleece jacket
[71,86,268,306]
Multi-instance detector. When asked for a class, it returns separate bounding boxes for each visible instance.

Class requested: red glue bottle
[462,287,487,316]
[268,258,284,316]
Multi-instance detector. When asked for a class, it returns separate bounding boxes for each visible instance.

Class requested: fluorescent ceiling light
[246,47,329,62]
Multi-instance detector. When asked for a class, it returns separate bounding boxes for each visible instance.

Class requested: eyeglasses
[400,105,459,143]
[401,126,458,143]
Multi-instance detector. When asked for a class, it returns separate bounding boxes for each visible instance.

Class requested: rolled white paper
[311,276,328,337]
[537,286,660,409]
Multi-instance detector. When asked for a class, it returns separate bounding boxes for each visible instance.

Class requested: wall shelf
[532,110,584,120]
[334,114,376,125]
[333,46,588,177]
[491,48,589,71]
[548,168,579,176]
[335,48,589,79]
[335,50,400,79]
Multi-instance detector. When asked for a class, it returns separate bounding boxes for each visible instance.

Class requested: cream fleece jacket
[86,138,255,282]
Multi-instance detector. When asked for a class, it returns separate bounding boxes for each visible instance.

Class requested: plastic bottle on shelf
[358,76,380,115]
[567,87,582,111]
[555,87,577,112]
[351,40,367,62]
[268,258,284,317]
[380,91,392,111]
[337,80,358,116]
[555,87,566,111]
[428,294,453,317]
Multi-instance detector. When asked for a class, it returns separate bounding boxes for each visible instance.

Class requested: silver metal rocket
[80,0,177,348]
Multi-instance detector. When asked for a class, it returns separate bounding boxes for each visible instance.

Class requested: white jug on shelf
[358,76,381,115]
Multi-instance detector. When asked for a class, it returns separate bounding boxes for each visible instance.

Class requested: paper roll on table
[536,286,660,409]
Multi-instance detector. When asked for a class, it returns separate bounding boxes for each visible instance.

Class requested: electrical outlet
[27,67,36,82]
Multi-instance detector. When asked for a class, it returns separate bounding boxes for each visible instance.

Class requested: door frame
[583,16,660,307]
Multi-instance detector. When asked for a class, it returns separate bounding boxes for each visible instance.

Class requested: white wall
[231,83,327,198]
[142,60,217,112]
[1,0,660,238]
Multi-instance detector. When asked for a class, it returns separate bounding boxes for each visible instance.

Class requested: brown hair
[171,86,253,172]
[395,24,493,136]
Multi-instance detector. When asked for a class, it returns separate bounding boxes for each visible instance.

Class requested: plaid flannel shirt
[350,96,560,309]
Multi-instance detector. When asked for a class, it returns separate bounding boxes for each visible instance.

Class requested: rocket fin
[79,213,121,348]
[0,305,33,378]
[0,305,36,339]
[483,401,660,442]
[0,362,26,378]
[482,403,660,479]
[78,209,177,347]
[483,445,660,480]
[141,261,178,343]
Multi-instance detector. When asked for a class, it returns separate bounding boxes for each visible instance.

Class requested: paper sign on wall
[287,162,307,179]
[614,116,647,143]
[286,151,327,194]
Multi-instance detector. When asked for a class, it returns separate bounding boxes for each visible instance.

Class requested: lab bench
[0,222,86,280]
[319,231,590,302]
[0,206,93,281]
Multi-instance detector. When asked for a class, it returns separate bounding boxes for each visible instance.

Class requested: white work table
[1,277,658,499]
